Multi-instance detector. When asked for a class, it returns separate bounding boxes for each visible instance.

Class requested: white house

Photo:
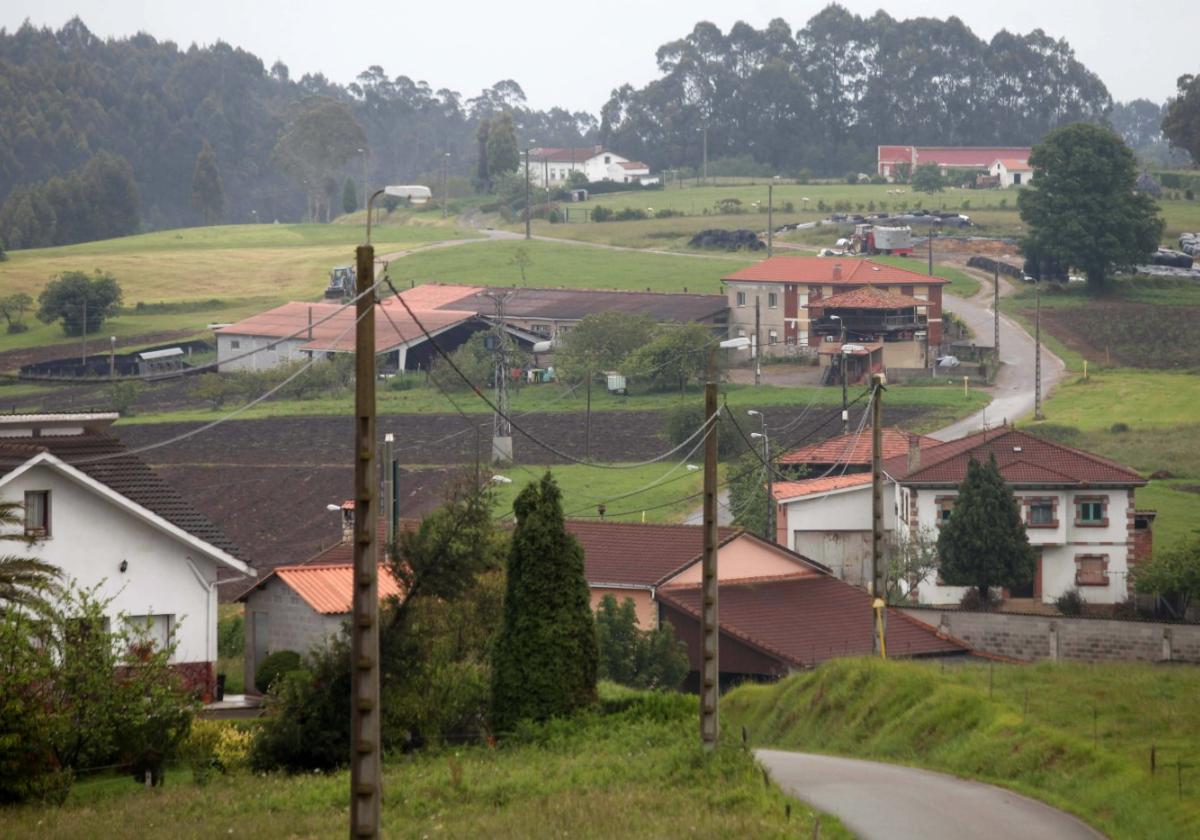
[0,413,253,695]
[527,146,653,186]
[989,158,1033,188]
[772,425,1152,607]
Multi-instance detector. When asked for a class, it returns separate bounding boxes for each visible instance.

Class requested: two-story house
[527,146,652,186]
[721,257,947,366]
[0,412,253,696]
[889,426,1149,605]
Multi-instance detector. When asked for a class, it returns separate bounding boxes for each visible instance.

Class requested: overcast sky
[2,0,1194,112]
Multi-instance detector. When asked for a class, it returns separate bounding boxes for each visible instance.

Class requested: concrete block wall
[899,607,1200,664]
[243,579,344,691]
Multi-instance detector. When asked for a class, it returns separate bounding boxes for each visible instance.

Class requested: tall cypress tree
[936,455,1036,603]
[190,141,224,226]
[491,473,597,732]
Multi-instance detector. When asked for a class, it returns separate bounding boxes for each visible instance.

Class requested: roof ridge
[656,588,802,666]
[1011,427,1145,481]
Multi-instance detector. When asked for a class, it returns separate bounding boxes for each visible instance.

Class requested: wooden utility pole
[585,369,592,461]
[993,263,1000,365]
[383,433,395,546]
[870,373,885,601]
[754,297,762,386]
[700,348,720,748]
[1035,282,1044,420]
[767,182,774,257]
[350,244,381,838]
[524,148,532,240]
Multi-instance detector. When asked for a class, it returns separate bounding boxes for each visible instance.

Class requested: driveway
[932,271,1066,441]
[756,751,1104,840]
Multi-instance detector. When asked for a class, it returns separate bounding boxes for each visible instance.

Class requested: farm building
[877,145,1032,180]
[215,284,727,372]
[989,157,1034,187]
[0,412,253,698]
[721,256,946,369]
[526,146,655,186]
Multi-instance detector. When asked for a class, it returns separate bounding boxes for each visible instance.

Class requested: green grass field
[0,221,475,354]
[725,658,1200,839]
[0,689,846,839]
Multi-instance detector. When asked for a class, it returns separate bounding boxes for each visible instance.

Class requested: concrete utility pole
[442,151,450,220]
[748,410,771,541]
[1035,282,1044,420]
[80,297,87,366]
[383,433,395,546]
[700,348,720,748]
[993,263,1000,366]
[479,289,516,462]
[870,373,885,604]
[754,297,762,386]
[767,181,774,257]
[524,145,533,240]
[109,336,116,379]
[927,227,934,275]
[350,242,382,838]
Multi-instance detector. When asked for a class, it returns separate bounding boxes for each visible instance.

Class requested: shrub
[213,724,253,772]
[1056,588,1085,616]
[663,403,743,458]
[958,587,1004,611]
[181,720,222,785]
[590,205,613,222]
[613,207,648,221]
[251,648,347,772]
[653,207,684,218]
[255,650,302,694]
[1109,422,1131,434]
[781,200,795,212]
[217,610,243,658]
[846,171,859,185]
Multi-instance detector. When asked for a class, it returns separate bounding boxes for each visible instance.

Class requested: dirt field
[1029,303,1200,369]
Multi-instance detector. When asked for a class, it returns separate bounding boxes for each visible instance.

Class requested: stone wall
[899,607,1200,664]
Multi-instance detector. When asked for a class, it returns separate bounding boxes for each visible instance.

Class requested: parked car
[936,355,961,368]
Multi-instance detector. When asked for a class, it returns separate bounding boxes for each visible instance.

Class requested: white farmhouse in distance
[990,157,1034,187]
[527,146,654,186]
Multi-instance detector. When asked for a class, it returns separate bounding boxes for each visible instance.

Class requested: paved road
[757,750,1104,840]
[932,271,1066,441]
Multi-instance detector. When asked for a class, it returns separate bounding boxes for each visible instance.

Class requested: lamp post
[767,175,779,257]
[748,410,773,541]
[830,314,849,434]
[357,147,369,213]
[109,336,116,379]
[524,142,536,240]
[442,151,451,219]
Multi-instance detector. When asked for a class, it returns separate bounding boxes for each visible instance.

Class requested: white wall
[2,464,238,663]
[781,483,893,585]
[529,152,632,186]
[216,333,310,372]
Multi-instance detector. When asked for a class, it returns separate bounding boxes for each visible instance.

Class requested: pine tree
[485,112,519,180]
[342,177,358,215]
[190,141,224,225]
[491,473,598,732]
[936,455,1036,603]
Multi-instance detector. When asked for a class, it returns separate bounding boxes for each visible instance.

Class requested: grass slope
[1,690,848,839]
[724,658,1200,839]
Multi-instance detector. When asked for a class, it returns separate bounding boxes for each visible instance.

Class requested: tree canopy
[911,163,946,193]
[554,311,656,383]
[936,456,1036,602]
[1018,123,1164,289]
[272,98,366,222]
[36,270,122,336]
[190,141,224,225]
[1162,73,1200,165]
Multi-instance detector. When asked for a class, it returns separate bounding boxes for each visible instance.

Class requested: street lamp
[524,141,537,240]
[365,185,431,244]
[767,175,780,257]
[357,147,369,209]
[748,410,773,540]
[442,151,451,219]
[829,315,850,434]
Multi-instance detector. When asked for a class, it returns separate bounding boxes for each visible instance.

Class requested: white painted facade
[528,149,651,186]
[896,484,1134,605]
[779,482,894,587]
[216,333,311,373]
[989,159,1033,188]
[0,453,252,664]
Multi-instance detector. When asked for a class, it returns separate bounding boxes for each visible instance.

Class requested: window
[1075,496,1108,527]
[125,614,173,651]
[796,331,808,345]
[768,329,779,345]
[1024,497,1058,528]
[736,328,747,338]
[736,291,746,307]
[604,155,611,164]
[799,293,809,309]
[1013,173,1022,185]
[230,339,240,350]
[1075,555,1108,587]
[768,292,778,309]
[935,496,955,526]
[24,490,49,537]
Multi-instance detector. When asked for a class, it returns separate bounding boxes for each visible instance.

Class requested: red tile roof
[566,520,738,587]
[780,427,939,465]
[771,473,872,501]
[994,158,1031,170]
[913,146,1032,168]
[817,287,924,310]
[885,426,1145,486]
[878,145,914,163]
[658,576,965,667]
[723,257,948,286]
[246,562,403,614]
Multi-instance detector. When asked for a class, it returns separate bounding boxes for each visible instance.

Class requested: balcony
[811,313,926,338]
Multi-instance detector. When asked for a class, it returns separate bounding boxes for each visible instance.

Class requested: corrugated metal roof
[723,257,948,286]
[272,563,404,614]
[780,427,939,465]
[771,473,872,501]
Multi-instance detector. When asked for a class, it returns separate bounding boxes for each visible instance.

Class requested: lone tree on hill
[190,140,224,225]
[1018,123,1164,290]
[37,270,122,336]
[485,112,520,183]
[911,163,945,193]
[342,177,359,216]
[272,98,366,222]
[491,473,597,732]
[936,455,1035,604]
[1162,73,1200,164]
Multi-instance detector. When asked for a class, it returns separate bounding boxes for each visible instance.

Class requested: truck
[324,265,356,300]
[847,224,914,256]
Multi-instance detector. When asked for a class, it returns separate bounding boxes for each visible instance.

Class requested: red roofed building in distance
[877,146,1033,180]
[526,146,656,186]
[721,257,947,367]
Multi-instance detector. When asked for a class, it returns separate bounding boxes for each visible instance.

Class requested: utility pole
[870,373,885,603]
[1035,282,1044,420]
[700,347,719,749]
[748,410,772,541]
[524,146,533,240]
[350,242,382,839]
[702,126,708,185]
[359,148,369,210]
[754,297,761,386]
[993,262,1000,367]
[109,336,116,379]
[442,151,450,220]
[767,181,774,256]
[585,369,592,461]
[927,227,934,275]
[479,289,515,462]
[383,433,395,546]
[80,297,87,366]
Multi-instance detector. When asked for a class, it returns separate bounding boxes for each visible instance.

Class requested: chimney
[907,435,921,472]
[340,501,354,544]
[594,144,603,154]
[832,263,842,282]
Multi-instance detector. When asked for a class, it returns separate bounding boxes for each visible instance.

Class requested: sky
[1,0,1194,113]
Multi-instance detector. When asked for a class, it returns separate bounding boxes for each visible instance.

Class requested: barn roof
[723,257,948,286]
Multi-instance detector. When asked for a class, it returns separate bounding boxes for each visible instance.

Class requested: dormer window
[24,490,50,537]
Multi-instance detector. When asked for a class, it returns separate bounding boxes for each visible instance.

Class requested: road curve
[756,750,1104,840]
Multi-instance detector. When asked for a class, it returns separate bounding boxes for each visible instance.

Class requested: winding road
[757,751,1104,840]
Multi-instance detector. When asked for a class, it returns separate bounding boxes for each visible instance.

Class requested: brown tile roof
[723,257,948,286]
[436,285,727,324]
[780,427,940,465]
[771,473,872,501]
[885,426,1145,486]
[567,520,738,587]
[657,575,966,666]
[0,431,242,559]
[993,158,1031,170]
[817,287,924,310]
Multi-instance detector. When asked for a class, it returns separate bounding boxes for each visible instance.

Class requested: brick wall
[899,607,1200,664]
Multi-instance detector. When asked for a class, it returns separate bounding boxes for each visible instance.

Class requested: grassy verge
[724,658,1200,839]
[872,255,981,297]
[1028,369,1200,431]
[1134,481,1200,551]
[2,689,847,839]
